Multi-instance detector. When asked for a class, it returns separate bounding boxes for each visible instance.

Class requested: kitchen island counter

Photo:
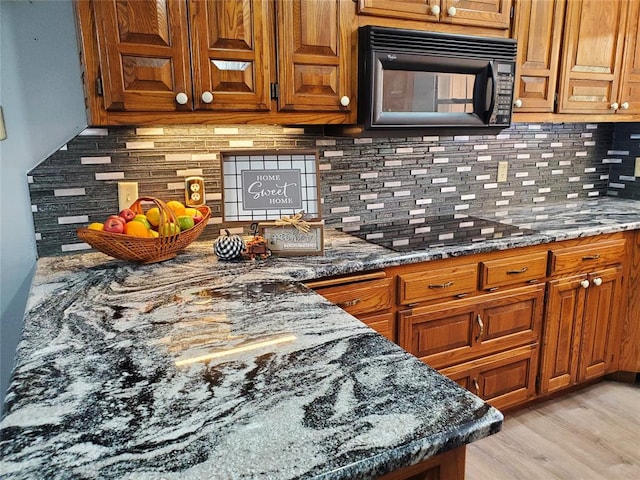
[2,197,639,479]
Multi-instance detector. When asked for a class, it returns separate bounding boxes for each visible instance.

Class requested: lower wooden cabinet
[377,445,466,480]
[312,232,632,411]
[440,344,539,411]
[539,265,624,394]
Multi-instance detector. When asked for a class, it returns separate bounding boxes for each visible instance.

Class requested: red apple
[119,208,136,222]
[104,216,125,234]
[192,213,204,225]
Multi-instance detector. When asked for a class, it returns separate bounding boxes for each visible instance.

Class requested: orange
[166,200,186,218]
[124,220,151,238]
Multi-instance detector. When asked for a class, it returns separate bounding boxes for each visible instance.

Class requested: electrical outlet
[635,157,640,178]
[497,161,508,182]
[118,182,139,211]
[185,176,206,206]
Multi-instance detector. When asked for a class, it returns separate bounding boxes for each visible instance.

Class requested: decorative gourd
[214,230,245,260]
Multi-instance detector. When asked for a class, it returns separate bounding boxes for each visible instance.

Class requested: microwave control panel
[492,61,515,125]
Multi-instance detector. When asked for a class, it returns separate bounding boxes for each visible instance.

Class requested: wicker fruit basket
[77,197,211,263]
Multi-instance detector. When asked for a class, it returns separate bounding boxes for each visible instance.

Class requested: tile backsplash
[608,123,640,200]
[28,122,639,257]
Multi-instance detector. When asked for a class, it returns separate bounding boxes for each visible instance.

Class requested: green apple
[177,215,195,231]
[131,214,152,229]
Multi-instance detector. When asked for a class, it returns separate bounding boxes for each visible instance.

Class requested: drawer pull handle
[582,254,601,261]
[473,378,480,394]
[338,298,361,308]
[507,267,528,274]
[475,314,484,342]
[593,277,603,286]
[456,293,468,299]
[428,281,454,289]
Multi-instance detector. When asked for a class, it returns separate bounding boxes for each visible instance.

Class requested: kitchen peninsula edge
[1,198,640,479]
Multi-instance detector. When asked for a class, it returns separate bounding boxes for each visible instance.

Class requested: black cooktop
[344,215,536,252]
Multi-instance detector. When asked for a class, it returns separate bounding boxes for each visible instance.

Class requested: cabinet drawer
[359,312,395,342]
[480,251,548,290]
[315,278,393,316]
[398,263,478,305]
[441,344,539,412]
[399,284,544,369]
[549,239,626,275]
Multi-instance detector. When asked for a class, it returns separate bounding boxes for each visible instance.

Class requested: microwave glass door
[382,70,476,114]
[371,53,493,127]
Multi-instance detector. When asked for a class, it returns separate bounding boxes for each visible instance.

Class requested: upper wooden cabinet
[557,0,629,114]
[75,0,356,125]
[618,0,640,115]
[512,0,565,112]
[514,0,640,119]
[357,0,512,30]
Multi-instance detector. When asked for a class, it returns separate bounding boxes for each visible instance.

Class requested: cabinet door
[93,0,192,112]
[441,0,511,29]
[512,0,565,112]
[276,0,353,112]
[539,275,586,394]
[578,266,623,381]
[357,0,441,22]
[618,0,640,114]
[557,0,628,113]
[441,344,539,412]
[189,0,272,112]
[399,302,478,369]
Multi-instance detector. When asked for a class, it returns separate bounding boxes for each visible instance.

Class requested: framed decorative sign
[222,151,320,222]
[259,222,324,256]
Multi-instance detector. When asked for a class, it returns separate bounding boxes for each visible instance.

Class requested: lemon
[88,222,104,231]
[146,207,162,227]
[184,207,197,217]
[158,222,180,236]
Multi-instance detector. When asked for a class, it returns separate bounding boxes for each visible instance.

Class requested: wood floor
[466,381,640,480]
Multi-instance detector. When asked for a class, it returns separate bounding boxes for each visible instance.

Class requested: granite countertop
[1,197,639,479]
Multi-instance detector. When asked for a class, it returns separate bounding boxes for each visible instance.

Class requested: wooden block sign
[260,222,324,256]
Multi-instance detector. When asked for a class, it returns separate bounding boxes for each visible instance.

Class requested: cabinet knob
[447,6,457,16]
[611,102,619,110]
[580,279,590,289]
[514,99,523,108]
[201,91,214,104]
[340,96,350,107]
[175,92,189,105]
[431,4,441,15]
[621,102,630,110]
[593,277,603,286]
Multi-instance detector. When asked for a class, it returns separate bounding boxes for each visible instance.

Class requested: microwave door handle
[486,61,497,121]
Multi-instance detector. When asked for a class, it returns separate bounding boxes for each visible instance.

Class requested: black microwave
[358,26,517,132]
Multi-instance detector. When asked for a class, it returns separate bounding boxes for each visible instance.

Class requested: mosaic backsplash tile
[28,122,636,257]
[608,123,640,200]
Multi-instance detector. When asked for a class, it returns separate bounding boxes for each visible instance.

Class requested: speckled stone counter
[1,197,639,479]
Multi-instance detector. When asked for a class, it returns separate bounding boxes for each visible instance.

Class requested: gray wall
[0,0,86,408]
